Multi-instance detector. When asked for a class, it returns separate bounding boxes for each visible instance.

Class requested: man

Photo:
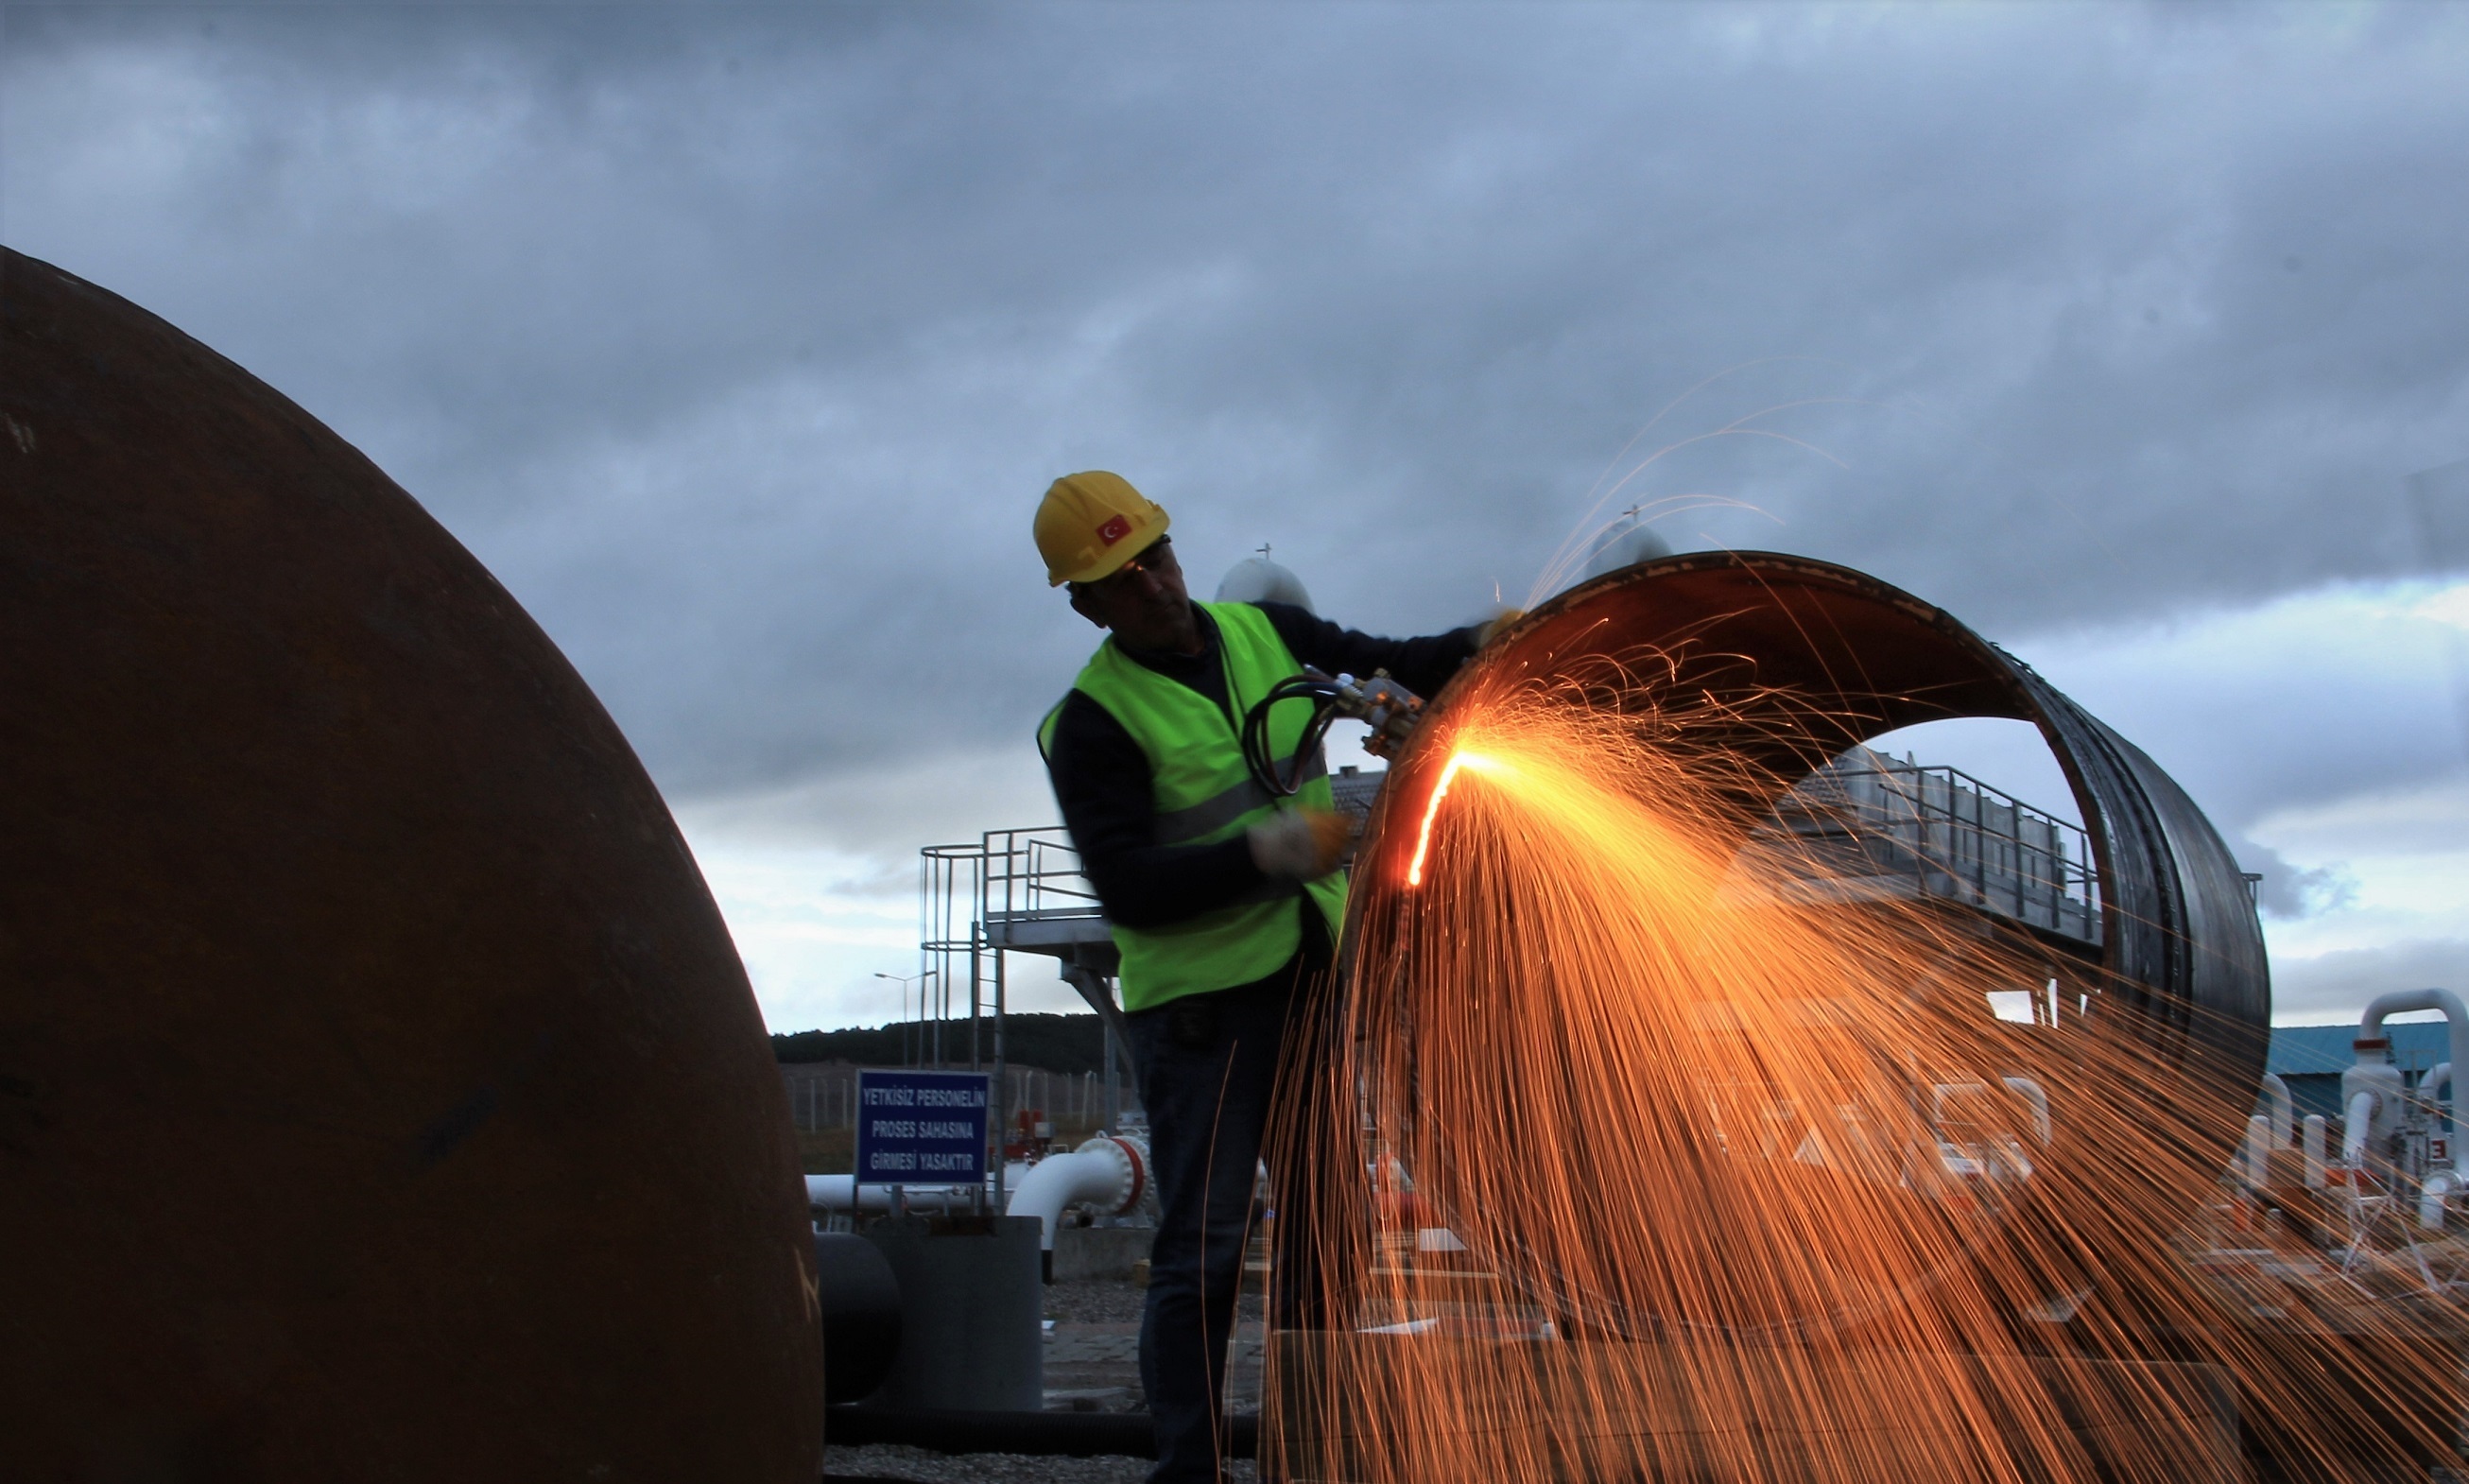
[1033,471,1481,1483]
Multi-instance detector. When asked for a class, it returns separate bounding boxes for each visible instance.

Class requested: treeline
[770,1011,1111,1077]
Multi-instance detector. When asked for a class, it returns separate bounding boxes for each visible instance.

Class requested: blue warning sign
[854,1068,992,1182]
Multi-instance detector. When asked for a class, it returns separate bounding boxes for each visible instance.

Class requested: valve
[1328,669,1426,758]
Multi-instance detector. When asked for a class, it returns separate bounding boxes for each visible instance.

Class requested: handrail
[958,826,1105,923]
[917,829,1136,1135]
[1776,755,2102,946]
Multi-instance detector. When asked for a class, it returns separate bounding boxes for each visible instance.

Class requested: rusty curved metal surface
[1364,550,2269,1083]
[1348,553,2270,1335]
[0,249,821,1477]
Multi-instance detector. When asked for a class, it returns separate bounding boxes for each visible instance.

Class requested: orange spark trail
[1260,642,2467,1484]
[1405,751,1500,888]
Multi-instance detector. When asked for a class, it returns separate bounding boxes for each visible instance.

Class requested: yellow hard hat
[1033,471,1172,587]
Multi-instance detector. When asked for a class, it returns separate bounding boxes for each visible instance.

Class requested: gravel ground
[1043,1280,1148,1325]
[824,1442,1258,1482]
[1043,1280,1264,1327]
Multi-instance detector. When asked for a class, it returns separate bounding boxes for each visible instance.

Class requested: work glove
[1247,807,1352,882]
[1475,606,1526,648]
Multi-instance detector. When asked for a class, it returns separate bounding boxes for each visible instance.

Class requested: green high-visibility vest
[1039,601,1347,1013]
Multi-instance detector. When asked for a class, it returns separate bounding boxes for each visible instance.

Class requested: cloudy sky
[8,2,2467,1032]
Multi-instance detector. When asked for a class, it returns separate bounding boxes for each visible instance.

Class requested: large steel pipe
[1347,552,2270,1329]
[0,249,821,1477]
[1367,551,2268,1097]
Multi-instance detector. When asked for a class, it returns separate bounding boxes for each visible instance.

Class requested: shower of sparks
[1262,643,2467,1484]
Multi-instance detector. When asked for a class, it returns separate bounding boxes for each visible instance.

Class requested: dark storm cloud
[8,2,2468,819]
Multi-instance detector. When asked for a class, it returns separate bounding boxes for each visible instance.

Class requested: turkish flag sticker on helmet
[1096,513,1132,546]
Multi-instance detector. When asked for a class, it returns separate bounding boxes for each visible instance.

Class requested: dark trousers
[1124,913,1346,1484]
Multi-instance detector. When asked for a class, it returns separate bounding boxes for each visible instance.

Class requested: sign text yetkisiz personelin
[854,1067,992,1182]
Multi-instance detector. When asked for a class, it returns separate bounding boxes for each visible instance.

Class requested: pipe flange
[1075,1134,1148,1214]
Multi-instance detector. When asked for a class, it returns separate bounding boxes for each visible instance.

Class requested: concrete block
[1053,1224,1155,1283]
[863,1216,1044,1411]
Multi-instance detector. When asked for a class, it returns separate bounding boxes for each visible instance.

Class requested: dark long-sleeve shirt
[1044,601,1478,928]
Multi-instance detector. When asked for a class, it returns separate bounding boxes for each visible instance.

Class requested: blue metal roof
[2270,1021,2457,1077]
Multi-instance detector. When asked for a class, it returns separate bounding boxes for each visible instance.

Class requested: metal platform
[1762,749,2104,951]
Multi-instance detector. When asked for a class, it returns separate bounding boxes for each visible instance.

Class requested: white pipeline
[2257,1073,2294,1148]
[2343,1091,2378,1169]
[1005,1136,1149,1276]
[2302,1114,2327,1190]
[804,1163,1031,1215]
[2424,1168,2460,1232]
[2360,989,2469,1178]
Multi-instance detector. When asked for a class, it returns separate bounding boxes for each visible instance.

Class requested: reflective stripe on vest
[1043,601,1347,1013]
[1153,748,1329,844]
